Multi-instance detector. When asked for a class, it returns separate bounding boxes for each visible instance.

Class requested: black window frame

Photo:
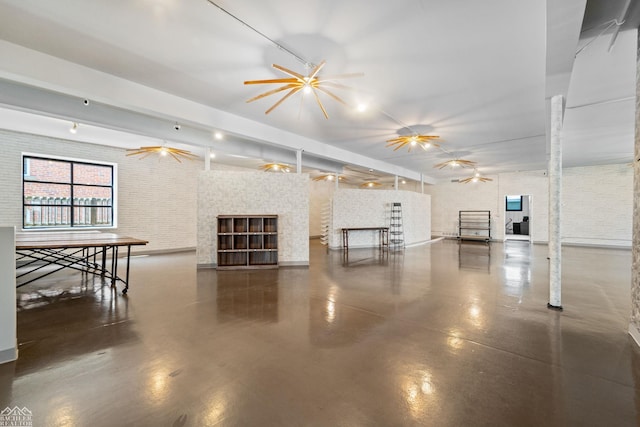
[22,155,116,230]
[505,195,523,212]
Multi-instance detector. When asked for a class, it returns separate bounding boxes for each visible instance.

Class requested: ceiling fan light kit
[385,134,441,152]
[260,163,291,173]
[244,60,363,119]
[433,159,477,170]
[126,146,199,163]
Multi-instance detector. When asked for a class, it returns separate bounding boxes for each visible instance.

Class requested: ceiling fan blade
[315,87,346,105]
[272,64,306,80]
[391,141,408,151]
[244,78,298,85]
[265,87,303,114]
[167,151,183,163]
[247,83,299,103]
[311,89,329,119]
[308,60,326,80]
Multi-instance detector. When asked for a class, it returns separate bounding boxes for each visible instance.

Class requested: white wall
[0,226,16,364]
[0,129,200,253]
[308,180,361,237]
[563,165,633,246]
[197,171,310,267]
[426,164,632,247]
[328,189,431,249]
[309,180,335,238]
[427,176,501,239]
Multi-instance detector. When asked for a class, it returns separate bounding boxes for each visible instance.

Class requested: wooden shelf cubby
[216,215,278,270]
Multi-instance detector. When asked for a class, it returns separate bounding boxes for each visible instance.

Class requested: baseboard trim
[133,247,196,256]
[279,261,309,268]
[197,261,309,269]
[0,347,17,365]
[629,323,640,348]
[197,263,217,269]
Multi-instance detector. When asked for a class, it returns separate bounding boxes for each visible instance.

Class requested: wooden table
[16,231,148,294]
[341,227,389,251]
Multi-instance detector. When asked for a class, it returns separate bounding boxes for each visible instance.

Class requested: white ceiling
[0,0,635,183]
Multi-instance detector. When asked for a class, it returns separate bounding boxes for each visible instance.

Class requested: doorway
[504,194,531,242]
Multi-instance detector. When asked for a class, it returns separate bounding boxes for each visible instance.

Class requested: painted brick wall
[0,129,200,252]
[563,164,632,246]
[427,177,500,239]
[197,171,309,266]
[329,189,431,249]
[425,164,632,247]
[308,180,361,237]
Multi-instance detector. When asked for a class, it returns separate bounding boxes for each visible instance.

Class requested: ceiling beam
[0,40,434,183]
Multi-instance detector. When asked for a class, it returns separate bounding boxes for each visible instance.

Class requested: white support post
[205,147,211,171]
[334,172,339,190]
[548,94,563,310]
[394,175,399,191]
[420,173,424,194]
[630,30,640,344]
[296,149,303,174]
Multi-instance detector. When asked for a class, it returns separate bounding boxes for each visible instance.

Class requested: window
[23,155,115,229]
[505,195,523,212]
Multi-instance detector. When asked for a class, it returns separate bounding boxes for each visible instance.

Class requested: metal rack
[458,210,491,243]
[389,202,404,250]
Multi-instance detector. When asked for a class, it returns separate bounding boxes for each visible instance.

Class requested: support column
[334,172,339,190]
[629,30,640,345]
[420,173,424,194]
[548,94,563,310]
[394,175,399,191]
[205,147,211,171]
[296,149,303,174]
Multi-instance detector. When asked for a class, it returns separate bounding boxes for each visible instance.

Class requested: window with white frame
[22,155,116,229]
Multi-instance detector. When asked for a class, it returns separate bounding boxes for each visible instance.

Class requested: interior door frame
[503,194,531,242]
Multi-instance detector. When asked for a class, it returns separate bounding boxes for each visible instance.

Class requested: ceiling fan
[386,135,441,152]
[244,60,363,119]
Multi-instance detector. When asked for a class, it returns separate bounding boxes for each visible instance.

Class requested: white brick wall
[0,129,200,252]
[563,164,632,246]
[196,171,310,266]
[329,189,431,249]
[425,164,632,247]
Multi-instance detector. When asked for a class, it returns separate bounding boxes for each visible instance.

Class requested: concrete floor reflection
[1,239,639,426]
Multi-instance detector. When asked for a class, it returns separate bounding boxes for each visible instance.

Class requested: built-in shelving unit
[217,215,278,269]
[458,210,491,243]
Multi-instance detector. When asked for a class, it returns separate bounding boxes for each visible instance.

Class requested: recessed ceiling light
[210,152,216,159]
[356,103,368,113]
[214,131,223,140]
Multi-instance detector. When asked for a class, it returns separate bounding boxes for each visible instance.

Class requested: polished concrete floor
[1,239,638,426]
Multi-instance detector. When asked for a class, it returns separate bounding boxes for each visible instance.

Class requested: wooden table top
[16,231,148,250]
